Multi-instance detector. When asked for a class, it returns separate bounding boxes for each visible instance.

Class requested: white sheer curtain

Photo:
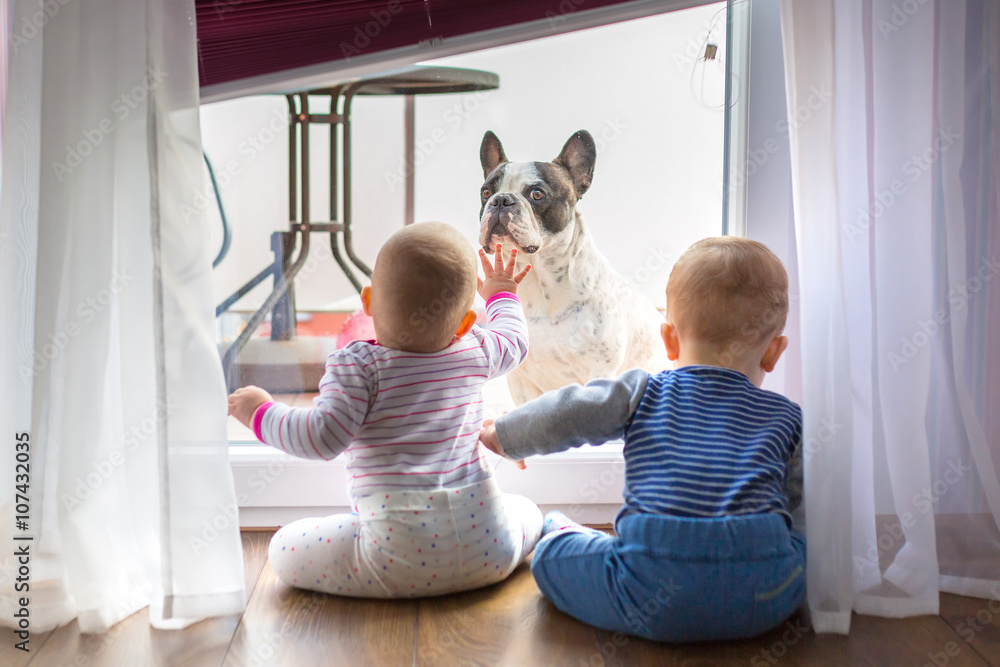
[0,0,245,633]
[779,0,1000,633]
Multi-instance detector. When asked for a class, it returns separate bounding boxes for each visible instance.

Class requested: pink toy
[336,309,376,348]
[335,308,489,348]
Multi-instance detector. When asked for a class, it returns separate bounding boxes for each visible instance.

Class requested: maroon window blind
[195,0,660,89]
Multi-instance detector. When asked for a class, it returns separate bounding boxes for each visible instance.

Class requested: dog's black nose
[489,194,517,209]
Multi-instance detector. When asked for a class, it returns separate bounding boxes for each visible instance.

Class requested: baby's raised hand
[479,418,527,470]
[477,243,531,301]
[228,385,273,429]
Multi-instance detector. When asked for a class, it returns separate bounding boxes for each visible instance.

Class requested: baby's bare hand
[479,419,526,470]
[477,243,531,300]
[228,385,273,429]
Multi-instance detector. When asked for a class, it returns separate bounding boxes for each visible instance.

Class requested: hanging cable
[205,150,232,268]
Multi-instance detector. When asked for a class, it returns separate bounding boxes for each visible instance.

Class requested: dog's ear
[480,131,508,178]
[554,130,597,197]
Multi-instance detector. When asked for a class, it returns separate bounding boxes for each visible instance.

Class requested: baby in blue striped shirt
[479,236,804,642]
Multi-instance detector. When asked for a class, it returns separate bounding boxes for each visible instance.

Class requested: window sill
[230,443,625,528]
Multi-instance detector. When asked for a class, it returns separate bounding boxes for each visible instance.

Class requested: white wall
[201,2,727,314]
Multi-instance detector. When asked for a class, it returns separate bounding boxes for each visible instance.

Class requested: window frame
[227,0,753,527]
[200,0,723,104]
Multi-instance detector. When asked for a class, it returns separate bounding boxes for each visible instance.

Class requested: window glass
[202,3,729,445]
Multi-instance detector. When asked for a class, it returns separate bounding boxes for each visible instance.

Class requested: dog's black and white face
[478,130,597,255]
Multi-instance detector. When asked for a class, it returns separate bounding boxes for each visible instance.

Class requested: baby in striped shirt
[479,236,805,642]
[228,221,543,598]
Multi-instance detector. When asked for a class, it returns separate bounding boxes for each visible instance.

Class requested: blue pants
[530,512,806,642]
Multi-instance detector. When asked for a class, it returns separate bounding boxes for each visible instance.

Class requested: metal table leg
[341,84,374,278]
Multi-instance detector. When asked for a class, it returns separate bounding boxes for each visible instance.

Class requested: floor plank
[221,556,419,666]
[415,560,603,667]
[941,592,1000,666]
[239,531,273,598]
[22,603,244,667]
[591,608,830,667]
[0,627,56,667]
[14,533,268,667]
[24,609,153,667]
[145,532,273,667]
[593,608,990,667]
[11,527,1000,667]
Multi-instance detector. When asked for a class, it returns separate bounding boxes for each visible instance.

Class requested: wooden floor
[5,531,1000,667]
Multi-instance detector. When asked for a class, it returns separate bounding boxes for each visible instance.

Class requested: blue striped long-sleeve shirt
[495,366,803,525]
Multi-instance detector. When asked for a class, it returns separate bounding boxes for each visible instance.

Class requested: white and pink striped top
[253,292,528,500]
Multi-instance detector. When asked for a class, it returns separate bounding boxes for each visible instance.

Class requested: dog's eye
[481,188,490,199]
[530,189,545,201]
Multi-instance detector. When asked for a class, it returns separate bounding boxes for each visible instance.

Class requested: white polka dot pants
[268,477,543,598]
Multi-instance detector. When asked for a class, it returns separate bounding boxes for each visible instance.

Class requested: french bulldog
[479,129,668,404]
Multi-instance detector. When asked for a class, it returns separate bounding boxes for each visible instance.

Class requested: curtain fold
[0,0,245,633]
[777,0,857,635]
[779,0,1000,633]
